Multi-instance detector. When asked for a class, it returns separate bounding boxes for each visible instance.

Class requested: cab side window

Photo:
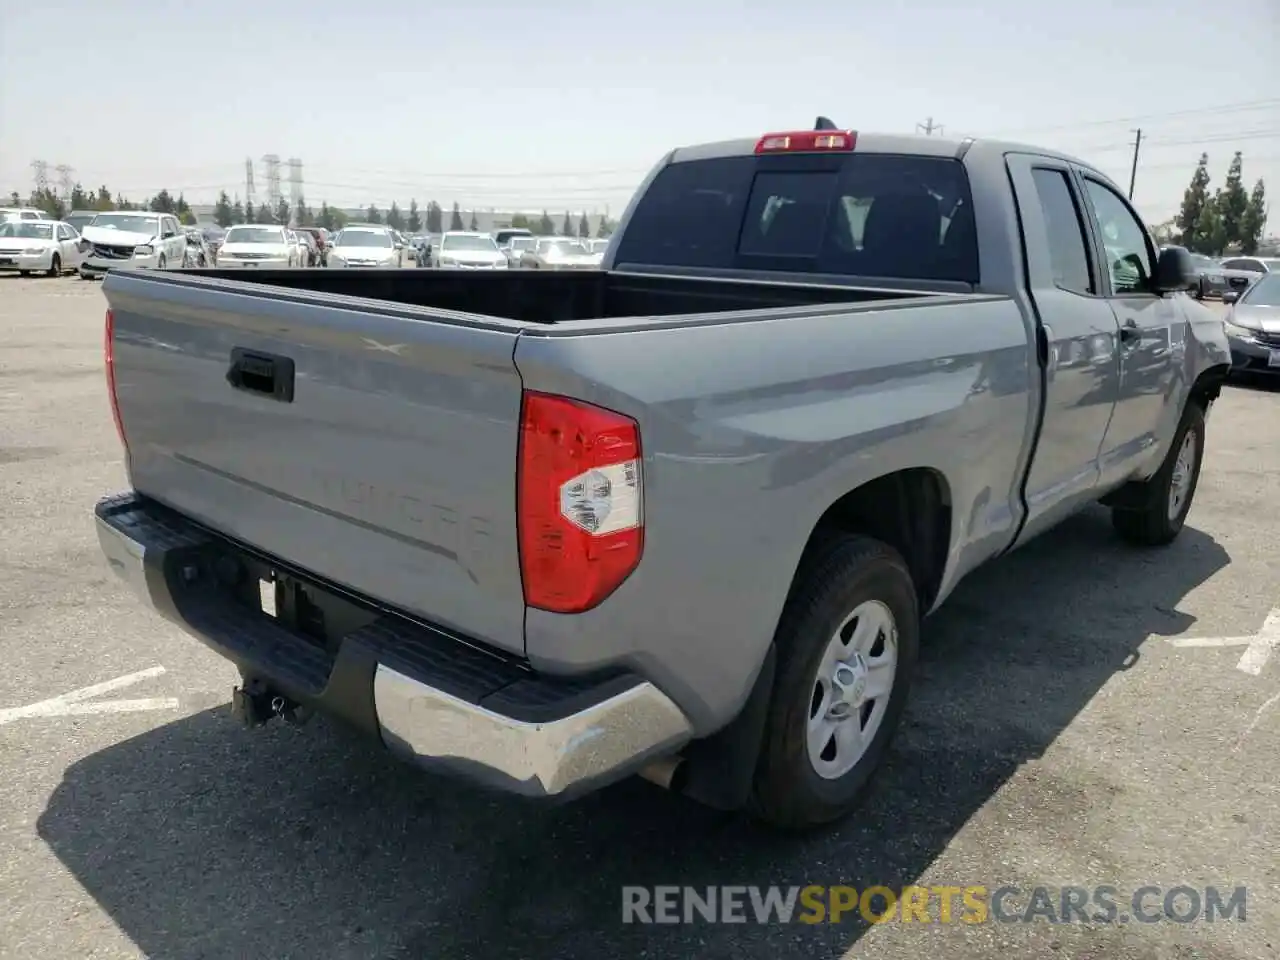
[1080,178,1155,294]
[1030,168,1095,295]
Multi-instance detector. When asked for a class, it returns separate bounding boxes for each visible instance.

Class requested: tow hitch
[231,677,312,728]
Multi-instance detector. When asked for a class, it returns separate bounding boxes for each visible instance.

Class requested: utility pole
[244,157,256,213]
[262,154,282,216]
[916,117,944,136]
[1128,128,1142,200]
[55,165,74,200]
[31,160,49,196]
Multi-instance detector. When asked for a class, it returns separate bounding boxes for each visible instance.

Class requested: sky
[1,0,1277,230]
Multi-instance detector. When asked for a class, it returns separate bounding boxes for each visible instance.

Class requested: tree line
[210,192,614,238]
[7,184,202,223]
[1174,152,1268,255]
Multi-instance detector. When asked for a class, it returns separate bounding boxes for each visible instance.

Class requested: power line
[985,98,1280,138]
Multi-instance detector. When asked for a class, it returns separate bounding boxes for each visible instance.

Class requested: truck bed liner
[181,267,934,325]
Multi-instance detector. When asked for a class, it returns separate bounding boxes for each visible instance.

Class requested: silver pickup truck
[95,125,1230,830]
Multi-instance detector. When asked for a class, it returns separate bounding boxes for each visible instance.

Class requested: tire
[749,533,919,830]
[47,254,61,277]
[1111,402,1206,546]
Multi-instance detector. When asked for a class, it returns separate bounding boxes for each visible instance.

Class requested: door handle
[1119,321,1140,345]
[226,348,295,402]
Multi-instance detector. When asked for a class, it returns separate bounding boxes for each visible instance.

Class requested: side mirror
[1152,245,1197,294]
[1222,290,1241,305]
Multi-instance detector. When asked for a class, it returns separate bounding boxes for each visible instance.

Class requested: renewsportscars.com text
[621,885,1248,925]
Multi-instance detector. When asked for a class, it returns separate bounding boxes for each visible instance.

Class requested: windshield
[0,222,54,239]
[537,239,588,256]
[66,214,96,231]
[441,234,498,252]
[614,154,979,283]
[1241,273,1280,306]
[337,230,393,248]
[91,213,160,235]
[224,226,285,244]
[510,236,535,252]
[590,239,609,253]
[1191,255,1217,270]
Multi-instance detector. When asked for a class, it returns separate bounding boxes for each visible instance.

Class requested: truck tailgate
[104,271,528,656]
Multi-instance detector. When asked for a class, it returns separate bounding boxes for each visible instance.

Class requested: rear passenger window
[1029,169,1094,294]
[740,172,838,258]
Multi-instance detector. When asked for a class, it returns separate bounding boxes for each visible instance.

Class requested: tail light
[517,391,643,613]
[754,130,857,154]
[104,309,128,453]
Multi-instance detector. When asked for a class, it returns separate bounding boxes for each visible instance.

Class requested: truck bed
[178,267,933,325]
[102,265,1021,672]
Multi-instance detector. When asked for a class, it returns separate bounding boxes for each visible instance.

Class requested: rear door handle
[1119,320,1141,345]
[226,348,295,402]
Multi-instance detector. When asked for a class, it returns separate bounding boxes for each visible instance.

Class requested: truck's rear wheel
[1111,401,1205,546]
[750,533,918,830]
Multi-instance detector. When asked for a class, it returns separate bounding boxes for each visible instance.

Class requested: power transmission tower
[1128,129,1143,200]
[31,160,49,196]
[262,154,282,214]
[916,117,944,136]
[244,158,256,212]
[55,165,74,199]
[287,158,303,217]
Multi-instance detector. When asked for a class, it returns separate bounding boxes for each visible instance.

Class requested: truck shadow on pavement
[38,506,1229,960]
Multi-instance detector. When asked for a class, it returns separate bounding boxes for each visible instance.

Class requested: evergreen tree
[1239,179,1268,255]
[449,202,464,230]
[213,191,234,227]
[1217,152,1249,250]
[407,200,422,233]
[1175,154,1211,251]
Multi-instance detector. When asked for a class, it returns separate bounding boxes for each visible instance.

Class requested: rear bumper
[95,492,692,799]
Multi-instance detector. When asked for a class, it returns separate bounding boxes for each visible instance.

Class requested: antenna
[814,116,838,131]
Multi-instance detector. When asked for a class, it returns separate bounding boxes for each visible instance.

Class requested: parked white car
[0,207,47,223]
[327,227,403,268]
[217,225,297,268]
[0,219,84,276]
[79,212,187,279]
[433,231,507,269]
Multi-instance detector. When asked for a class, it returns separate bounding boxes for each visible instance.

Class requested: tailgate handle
[226,348,295,402]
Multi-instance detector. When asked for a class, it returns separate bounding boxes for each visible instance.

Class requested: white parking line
[0,665,179,726]
[1163,608,1280,676]
[1236,610,1280,676]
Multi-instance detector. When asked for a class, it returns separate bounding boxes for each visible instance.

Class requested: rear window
[614,154,979,283]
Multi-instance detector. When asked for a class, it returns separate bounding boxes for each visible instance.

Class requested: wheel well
[802,468,951,612]
[1188,365,1228,413]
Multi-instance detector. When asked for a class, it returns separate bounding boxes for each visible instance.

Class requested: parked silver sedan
[520,237,596,270]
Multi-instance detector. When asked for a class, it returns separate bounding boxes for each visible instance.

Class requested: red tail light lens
[104,308,128,453]
[755,130,857,154]
[518,391,643,614]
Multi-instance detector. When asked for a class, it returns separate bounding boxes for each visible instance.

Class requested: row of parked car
[1188,251,1280,300]
[0,205,616,278]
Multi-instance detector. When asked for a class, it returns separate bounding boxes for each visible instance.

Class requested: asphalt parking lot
[1,275,1277,960]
